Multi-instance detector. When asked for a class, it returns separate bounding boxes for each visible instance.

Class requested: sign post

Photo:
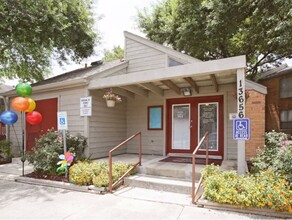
[57,111,68,154]
[236,69,246,174]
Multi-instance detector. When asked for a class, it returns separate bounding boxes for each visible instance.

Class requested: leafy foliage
[251,131,292,186]
[103,46,124,62]
[0,0,98,81]
[69,161,107,185]
[69,160,138,187]
[27,129,88,175]
[0,140,13,159]
[202,165,292,213]
[137,0,292,80]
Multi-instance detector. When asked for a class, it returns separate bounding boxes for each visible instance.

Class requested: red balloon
[11,97,29,111]
[26,111,42,125]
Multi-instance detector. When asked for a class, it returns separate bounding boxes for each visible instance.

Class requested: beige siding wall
[9,86,88,155]
[126,93,165,155]
[125,38,166,73]
[88,90,127,159]
[225,88,238,160]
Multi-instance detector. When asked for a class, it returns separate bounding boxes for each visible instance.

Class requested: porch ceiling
[88,56,245,98]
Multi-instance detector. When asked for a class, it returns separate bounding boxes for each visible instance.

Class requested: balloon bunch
[0,83,42,125]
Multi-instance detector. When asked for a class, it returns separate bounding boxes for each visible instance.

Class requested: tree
[103,46,124,62]
[137,0,292,80]
[0,0,98,82]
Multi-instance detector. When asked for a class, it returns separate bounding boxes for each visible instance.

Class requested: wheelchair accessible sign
[233,118,250,140]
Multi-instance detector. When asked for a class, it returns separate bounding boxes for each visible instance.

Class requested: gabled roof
[32,59,124,87]
[258,64,292,81]
[124,31,201,64]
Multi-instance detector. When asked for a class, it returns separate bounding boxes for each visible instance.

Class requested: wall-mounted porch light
[181,87,192,96]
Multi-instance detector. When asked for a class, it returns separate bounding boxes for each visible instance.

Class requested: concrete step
[138,161,203,181]
[124,174,199,194]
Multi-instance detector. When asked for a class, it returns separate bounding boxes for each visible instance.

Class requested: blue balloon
[0,111,18,125]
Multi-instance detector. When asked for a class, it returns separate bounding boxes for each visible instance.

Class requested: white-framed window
[198,102,218,151]
[280,110,292,129]
[280,77,292,98]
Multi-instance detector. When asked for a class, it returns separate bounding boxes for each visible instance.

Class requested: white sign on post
[80,96,92,116]
[57,111,68,130]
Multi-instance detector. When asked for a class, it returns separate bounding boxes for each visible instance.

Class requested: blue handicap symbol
[59,118,66,125]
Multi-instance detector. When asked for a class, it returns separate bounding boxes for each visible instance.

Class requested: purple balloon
[0,111,18,125]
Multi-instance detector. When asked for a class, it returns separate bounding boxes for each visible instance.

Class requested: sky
[50,0,158,75]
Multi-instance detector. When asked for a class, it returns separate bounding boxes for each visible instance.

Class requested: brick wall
[260,74,292,134]
[245,90,266,159]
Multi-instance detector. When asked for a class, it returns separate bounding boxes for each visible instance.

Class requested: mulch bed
[0,158,12,165]
[159,156,222,166]
[24,172,69,182]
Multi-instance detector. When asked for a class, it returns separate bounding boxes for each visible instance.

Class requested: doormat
[159,156,222,166]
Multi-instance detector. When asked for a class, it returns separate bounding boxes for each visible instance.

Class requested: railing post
[109,152,113,193]
[139,132,142,166]
[206,132,209,165]
[192,153,195,204]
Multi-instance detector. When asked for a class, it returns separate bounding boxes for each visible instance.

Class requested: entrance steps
[124,159,204,195]
[124,174,197,194]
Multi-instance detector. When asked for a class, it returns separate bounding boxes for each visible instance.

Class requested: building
[1,32,267,173]
[258,65,292,134]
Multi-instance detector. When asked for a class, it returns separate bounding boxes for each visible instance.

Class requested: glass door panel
[198,103,218,151]
[172,104,190,150]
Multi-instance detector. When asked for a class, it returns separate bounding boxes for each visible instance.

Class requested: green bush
[69,160,137,187]
[27,129,88,175]
[251,130,292,186]
[202,165,292,213]
[0,140,13,160]
[69,161,107,185]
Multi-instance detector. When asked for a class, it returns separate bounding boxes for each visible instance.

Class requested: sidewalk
[0,158,33,181]
[0,158,289,220]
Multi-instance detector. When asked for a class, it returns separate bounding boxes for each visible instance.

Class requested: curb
[196,199,292,219]
[15,176,107,195]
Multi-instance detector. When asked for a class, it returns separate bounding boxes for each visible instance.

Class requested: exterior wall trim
[88,55,246,90]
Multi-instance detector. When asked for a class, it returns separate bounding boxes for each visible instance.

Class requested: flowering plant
[103,89,122,103]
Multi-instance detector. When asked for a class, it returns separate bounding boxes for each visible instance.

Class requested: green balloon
[16,83,32,97]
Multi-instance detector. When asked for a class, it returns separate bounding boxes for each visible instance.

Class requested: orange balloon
[25,98,36,112]
[11,97,29,111]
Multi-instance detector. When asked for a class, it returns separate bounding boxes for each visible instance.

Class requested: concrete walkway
[0,158,286,220]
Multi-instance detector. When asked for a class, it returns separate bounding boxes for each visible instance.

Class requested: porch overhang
[88,55,246,97]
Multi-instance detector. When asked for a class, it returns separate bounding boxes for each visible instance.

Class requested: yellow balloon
[25,98,36,112]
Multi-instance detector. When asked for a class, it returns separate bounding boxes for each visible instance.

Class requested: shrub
[0,140,13,160]
[202,165,292,213]
[251,130,292,186]
[69,160,137,188]
[69,161,107,185]
[27,129,88,175]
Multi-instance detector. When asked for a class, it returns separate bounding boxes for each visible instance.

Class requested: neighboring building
[0,84,13,140]
[1,32,267,170]
[258,65,292,135]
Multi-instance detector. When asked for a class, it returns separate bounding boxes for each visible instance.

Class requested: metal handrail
[108,131,142,193]
[192,131,209,204]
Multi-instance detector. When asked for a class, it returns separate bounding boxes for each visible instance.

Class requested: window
[168,58,183,67]
[147,106,163,130]
[280,110,292,129]
[280,77,292,98]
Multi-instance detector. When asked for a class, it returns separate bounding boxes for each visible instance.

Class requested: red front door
[26,98,57,151]
[166,95,224,158]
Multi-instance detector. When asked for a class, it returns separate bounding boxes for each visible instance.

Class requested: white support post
[237,68,246,174]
